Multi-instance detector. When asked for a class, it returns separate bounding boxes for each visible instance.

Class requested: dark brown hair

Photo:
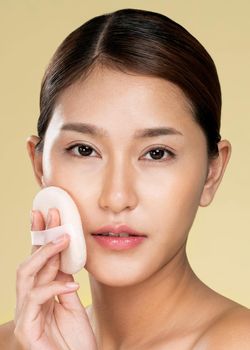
[37,8,222,158]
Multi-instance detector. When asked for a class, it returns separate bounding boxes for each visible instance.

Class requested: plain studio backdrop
[0,0,249,324]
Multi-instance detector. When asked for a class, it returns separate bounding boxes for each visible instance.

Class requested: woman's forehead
[54,68,195,129]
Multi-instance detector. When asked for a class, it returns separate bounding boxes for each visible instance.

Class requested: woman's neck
[88,246,206,349]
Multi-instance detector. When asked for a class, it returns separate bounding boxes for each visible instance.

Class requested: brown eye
[77,145,93,156]
[143,147,175,161]
[66,144,98,157]
[149,148,165,160]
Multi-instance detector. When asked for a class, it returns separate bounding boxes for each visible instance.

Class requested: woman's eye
[66,144,98,157]
[142,147,175,162]
[66,144,175,162]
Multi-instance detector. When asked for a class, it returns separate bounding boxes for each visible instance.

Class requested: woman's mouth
[91,224,148,250]
[92,232,141,237]
[91,234,147,250]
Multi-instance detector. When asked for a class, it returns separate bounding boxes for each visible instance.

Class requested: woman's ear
[26,135,44,187]
[199,140,232,207]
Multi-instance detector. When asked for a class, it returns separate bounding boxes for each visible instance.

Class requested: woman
[1,8,249,349]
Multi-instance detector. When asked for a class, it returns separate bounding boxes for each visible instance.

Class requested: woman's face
[38,67,209,286]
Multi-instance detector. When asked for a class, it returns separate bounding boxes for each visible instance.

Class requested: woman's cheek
[43,152,102,185]
[145,168,204,240]
[44,168,104,223]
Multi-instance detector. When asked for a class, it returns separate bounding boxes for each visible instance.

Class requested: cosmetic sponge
[31,186,86,274]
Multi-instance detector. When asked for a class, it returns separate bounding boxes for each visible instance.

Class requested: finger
[31,210,45,254]
[24,281,80,322]
[31,207,60,254]
[20,235,69,282]
[35,254,60,287]
[15,281,79,340]
[15,234,70,319]
[36,208,62,286]
[55,271,84,313]
[31,209,62,318]
[46,207,61,229]
[16,210,45,320]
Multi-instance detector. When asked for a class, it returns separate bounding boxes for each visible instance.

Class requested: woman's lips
[91,235,147,250]
[92,224,147,237]
[91,224,148,250]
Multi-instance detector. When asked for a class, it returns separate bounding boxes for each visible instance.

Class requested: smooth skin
[1,66,250,349]
[13,209,97,350]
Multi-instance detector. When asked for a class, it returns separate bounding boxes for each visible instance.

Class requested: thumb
[56,271,85,313]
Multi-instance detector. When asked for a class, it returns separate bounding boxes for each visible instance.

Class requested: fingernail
[64,282,79,289]
[52,235,66,244]
[30,210,35,229]
[46,209,52,227]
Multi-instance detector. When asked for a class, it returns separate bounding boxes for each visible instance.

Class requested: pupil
[150,149,164,160]
[78,145,92,156]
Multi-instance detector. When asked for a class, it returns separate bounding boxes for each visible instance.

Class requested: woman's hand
[14,209,97,350]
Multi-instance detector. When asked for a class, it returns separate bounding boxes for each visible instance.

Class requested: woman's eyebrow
[135,127,183,138]
[60,122,183,138]
[61,122,108,137]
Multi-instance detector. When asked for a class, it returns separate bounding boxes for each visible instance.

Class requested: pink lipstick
[91,224,147,250]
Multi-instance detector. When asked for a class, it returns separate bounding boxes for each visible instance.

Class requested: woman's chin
[85,258,151,287]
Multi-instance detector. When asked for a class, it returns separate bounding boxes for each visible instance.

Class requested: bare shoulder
[194,305,250,349]
[0,320,21,350]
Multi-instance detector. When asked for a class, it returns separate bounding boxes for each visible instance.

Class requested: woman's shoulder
[0,320,19,349]
[2,305,249,350]
[194,305,250,349]
[0,320,13,342]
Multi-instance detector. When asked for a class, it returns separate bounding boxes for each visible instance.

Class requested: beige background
[0,0,249,324]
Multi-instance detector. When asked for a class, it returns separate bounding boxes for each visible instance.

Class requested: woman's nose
[98,160,138,214]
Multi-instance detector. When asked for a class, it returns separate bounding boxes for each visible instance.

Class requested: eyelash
[65,143,176,162]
